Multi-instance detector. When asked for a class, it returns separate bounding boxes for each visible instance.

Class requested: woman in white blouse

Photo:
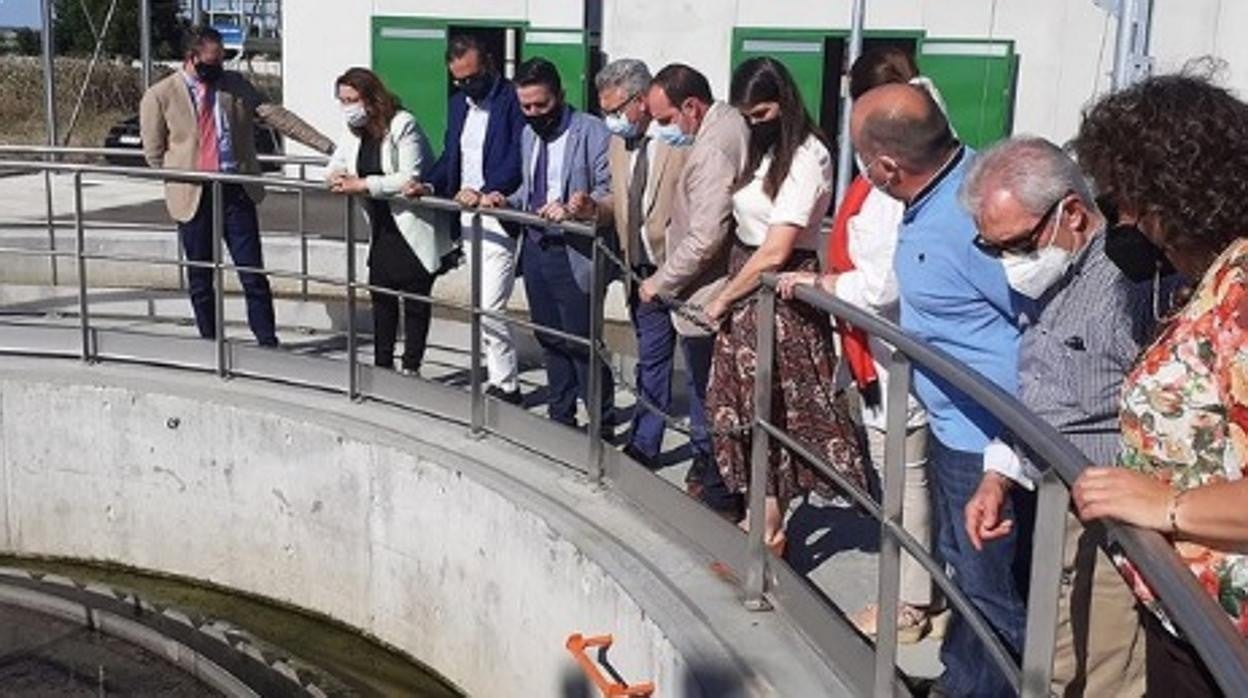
[326,67,455,374]
[704,57,865,557]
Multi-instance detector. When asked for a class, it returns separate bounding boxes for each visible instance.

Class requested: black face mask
[194,60,224,84]
[459,73,494,102]
[1104,222,1175,282]
[526,106,563,140]
[750,118,781,151]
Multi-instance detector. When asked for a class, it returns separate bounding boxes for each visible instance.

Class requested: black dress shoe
[485,385,523,405]
[622,444,659,470]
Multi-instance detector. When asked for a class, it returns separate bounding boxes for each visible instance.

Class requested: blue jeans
[178,184,277,345]
[626,284,675,458]
[521,236,613,426]
[930,437,1030,697]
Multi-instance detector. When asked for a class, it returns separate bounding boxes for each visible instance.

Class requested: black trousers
[370,258,434,372]
[1143,609,1223,697]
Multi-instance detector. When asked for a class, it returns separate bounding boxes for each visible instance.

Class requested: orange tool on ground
[565,633,656,697]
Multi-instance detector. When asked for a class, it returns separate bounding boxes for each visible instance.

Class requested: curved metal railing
[0,147,1244,696]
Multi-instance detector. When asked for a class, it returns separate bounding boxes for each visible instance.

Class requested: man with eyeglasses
[408,34,526,404]
[960,137,1157,697]
[568,59,691,472]
[852,83,1026,696]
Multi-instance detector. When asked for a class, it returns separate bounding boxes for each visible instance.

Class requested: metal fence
[0,148,1246,697]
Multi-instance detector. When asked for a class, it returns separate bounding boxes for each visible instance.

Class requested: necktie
[196,83,220,172]
[527,138,549,240]
[627,137,650,267]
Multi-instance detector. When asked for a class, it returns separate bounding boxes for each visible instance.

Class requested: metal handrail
[1,155,1244,695]
[758,274,1248,697]
[0,144,330,167]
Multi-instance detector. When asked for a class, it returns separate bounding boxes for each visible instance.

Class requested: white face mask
[343,102,368,128]
[654,122,693,147]
[1001,210,1073,299]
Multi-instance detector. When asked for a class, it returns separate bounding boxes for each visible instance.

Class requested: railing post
[298,163,308,300]
[73,171,90,361]
[345,195,359,400]
[212,181,227,377]
[1021,468,1070,697]
[586,238,607,484]
[874,350,912,698]
[469,212,485,438]
[744,283,776,611]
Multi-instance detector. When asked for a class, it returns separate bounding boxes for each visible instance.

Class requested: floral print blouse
[1115,237,1248,635]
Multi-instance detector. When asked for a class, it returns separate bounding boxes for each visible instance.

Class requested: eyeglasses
[451,73,487,89]
[973,191,1071,257]
[601,92,641,120]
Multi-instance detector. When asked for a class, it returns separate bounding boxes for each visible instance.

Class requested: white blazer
[327,110,455,273]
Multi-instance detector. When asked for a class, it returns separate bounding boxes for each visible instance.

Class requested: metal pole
[873,351,911,698]
[194,0,206,27]
[345,196,358,400]
[1111,0,1154,90]
[41,0,59,286]
[744,285,776,611]
[212,181,227,377]
[73,172,91,361]
[469,212,485,437]
[1020,470,1071,697]
[586,239,606,484]
[833,0,866,213]
[139,0,152,88]
[298,163,308,299]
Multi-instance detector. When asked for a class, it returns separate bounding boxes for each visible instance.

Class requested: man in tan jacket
[140,26,333,346]
[568,58,687,470]
[639,63,749,514]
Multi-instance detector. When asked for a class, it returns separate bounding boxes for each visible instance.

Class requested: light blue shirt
[894,147,1021,453]
[182,69,237,173]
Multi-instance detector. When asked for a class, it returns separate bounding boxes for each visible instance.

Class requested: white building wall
[284,0,1248,155]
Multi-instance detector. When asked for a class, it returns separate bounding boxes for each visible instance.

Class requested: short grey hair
[959,136,1097,218]
[594,58,651,98]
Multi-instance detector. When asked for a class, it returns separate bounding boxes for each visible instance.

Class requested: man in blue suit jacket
[411,35,526,404]
[480,57,614,430]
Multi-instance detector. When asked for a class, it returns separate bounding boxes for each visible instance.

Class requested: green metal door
[523,29,589,110]
[372,17,449,155]
[917,39,1017,148]
[731,29,825,121]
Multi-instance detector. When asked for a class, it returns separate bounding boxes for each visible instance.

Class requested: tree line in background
[2,0,185,59]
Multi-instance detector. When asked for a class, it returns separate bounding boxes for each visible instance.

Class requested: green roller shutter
[523,29,588,110]
[372,17,449,155]
[917,39,1017,148]
[731,29,824,121]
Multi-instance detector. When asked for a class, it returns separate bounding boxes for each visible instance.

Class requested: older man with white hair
[960,136,1155,697]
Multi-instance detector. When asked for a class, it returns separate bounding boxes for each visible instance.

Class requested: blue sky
[0,0,40,29]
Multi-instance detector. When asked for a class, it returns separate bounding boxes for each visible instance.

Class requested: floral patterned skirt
[706,244,865,503]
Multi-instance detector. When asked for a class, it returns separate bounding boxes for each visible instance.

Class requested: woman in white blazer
[327,67,456,374]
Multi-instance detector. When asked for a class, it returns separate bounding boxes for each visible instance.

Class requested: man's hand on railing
[452,188,483,207]
[402,181,433,199]
[328,174,369,195]
[566,191,598,222]
[537,200,573,222]
[477,191,508,209]
[965,471,1015,551]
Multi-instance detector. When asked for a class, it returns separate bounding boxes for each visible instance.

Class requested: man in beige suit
[568,58,687,470]
[639,63,749,514]
[140,26,333,346]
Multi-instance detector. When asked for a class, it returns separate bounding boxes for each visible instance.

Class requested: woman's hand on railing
[329,174,368,195]
[1073,466,1175,532]
[775,271,837,300]
[402,181,433,199]
[452,188,483,207]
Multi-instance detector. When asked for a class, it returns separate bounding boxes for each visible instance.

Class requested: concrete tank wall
[0,363,763,696]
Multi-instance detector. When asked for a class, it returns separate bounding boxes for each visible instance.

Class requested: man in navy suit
[409,35,525,404]
[480,58,615,430]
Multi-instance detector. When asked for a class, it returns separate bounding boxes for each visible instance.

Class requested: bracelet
[1166,489,1186,535]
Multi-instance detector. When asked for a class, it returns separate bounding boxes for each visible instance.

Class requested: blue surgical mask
[604,113,638,139]
[655,122,693,147]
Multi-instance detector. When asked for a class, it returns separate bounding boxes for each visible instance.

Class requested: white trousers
[462,214,519,392]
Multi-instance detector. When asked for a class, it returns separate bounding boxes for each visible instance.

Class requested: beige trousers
[1050,512,1147,697]
[866,425,933,607]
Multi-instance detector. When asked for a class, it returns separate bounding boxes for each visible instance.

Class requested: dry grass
[0,55,282,152]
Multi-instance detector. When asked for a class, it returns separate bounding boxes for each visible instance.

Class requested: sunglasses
[973,191,1071,257]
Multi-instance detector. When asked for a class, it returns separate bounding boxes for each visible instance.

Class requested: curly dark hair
[1071,70,1248,253]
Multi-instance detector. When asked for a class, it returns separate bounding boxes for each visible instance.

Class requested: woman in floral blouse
[1070,71,1248,696]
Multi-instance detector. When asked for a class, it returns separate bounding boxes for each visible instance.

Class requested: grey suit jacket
[650,101,750,336]
[508,107,612,293]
